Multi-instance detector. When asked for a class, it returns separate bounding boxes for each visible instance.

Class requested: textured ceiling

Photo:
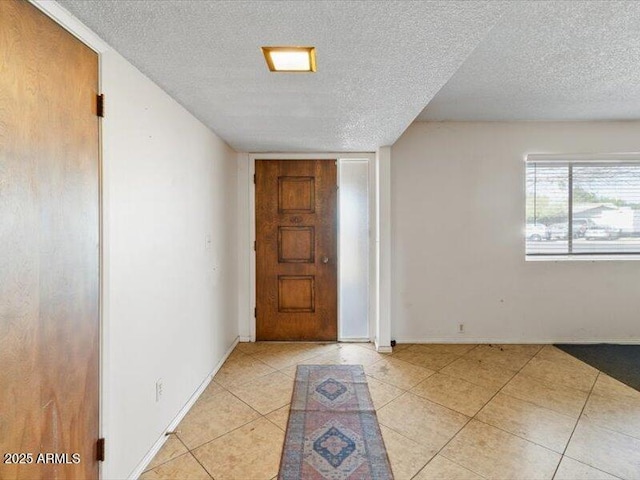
[58,0,508,152]
[56,1,640,150]
[419,1,640,121]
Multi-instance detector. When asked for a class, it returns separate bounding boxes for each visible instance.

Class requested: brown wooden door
[256,160,337,341]
[0,1,100,479]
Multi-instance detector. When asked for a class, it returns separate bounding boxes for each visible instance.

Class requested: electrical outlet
[458,323,465,334]
[156,379,163,402]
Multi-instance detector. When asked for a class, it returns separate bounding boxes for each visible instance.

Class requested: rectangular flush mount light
[261,46,316,72]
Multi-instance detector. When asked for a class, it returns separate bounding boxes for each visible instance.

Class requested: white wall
[391,121,640,343]
[101,50,239,479]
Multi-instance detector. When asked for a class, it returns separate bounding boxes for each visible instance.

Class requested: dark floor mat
[555,344,640,392]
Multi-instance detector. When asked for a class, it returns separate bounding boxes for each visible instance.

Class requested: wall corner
[375,146,392,350]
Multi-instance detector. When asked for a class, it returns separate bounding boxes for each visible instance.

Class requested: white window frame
[525,153,640,262]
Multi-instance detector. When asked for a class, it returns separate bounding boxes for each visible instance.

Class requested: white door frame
[238,152,391,351]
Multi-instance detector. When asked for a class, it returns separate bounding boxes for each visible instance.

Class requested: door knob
[322,256,329,264]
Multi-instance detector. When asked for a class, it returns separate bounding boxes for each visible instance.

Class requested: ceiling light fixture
[261,46,316,73]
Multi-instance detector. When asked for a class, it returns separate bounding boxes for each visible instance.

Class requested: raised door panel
[278,226,315,263]
[278,176,315,213]
[278,276,315,313]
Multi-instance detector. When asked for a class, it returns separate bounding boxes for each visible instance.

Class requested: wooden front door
[0,1,100,479]
[256,160,337,341]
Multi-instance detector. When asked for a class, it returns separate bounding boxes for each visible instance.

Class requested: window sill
[526,254,640,262]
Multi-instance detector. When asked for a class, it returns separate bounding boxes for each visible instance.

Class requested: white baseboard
[374,339,393,353]
[392,337,640,345]
[128,336,240,480]
[376,346,393,353]
[238,336,252,342]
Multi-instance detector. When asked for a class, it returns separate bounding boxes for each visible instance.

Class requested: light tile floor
[140,342,640,480]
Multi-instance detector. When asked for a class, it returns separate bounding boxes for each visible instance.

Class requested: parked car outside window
[526,223,550,241]
[572,219,596,238]
[585,224,622,240]
[548,223,568,240]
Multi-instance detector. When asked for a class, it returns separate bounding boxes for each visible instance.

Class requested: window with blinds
[525,155,640,256]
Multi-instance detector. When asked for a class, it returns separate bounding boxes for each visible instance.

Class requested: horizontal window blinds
[525,160,640,256]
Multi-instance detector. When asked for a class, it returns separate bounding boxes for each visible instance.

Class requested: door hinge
[97,438,105,462]
[96,94,105,118]
[253,241,256,251]
[253,173,256,184]
[254,307,257,318]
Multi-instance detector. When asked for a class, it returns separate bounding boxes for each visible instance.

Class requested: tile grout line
[504,368,594,405]
[179,392,279,479]
[216,372,276,391]
[577,416,640,442]
[411,346,546,480]
[549,369,598,480]
[443,354,589,454]
[139,448,191,475]
[263,413,287,433]
[142,390,230,476]
[370,346,483,417]
[146,344,398,477]
[391,344,481,373]
[152,343,628,480]
[377,345,538,479]
[403,346,501,480]
[439,343,482,370]
[568,380,640,442]
[187,449,216,480]
[364,353,443,391]
[174,433,190,453]
[243,343,345,372]
[143,434,216,480]
[494,389,582,423]
[240,343,575,478]
[550,370,624,480]
[143,345,501,480]
[439,348,633,475]
[183,345,347,476]
[368,382,406,410]
[179,356,269,451]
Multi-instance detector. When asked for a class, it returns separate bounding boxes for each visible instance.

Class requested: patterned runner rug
[278,365,393,480]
